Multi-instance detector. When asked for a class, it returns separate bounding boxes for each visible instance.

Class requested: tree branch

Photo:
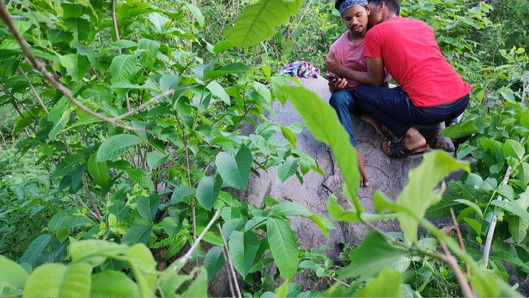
[218,223,242,298]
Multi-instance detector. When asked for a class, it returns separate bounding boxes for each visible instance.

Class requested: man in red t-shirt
[326,0,471,158]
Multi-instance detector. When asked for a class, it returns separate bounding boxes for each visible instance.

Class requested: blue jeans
[354,86,469,139]
[329,89,362,146]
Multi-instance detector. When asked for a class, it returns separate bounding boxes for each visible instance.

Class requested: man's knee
[329,90,352,109]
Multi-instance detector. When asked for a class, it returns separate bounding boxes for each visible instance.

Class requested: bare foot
[402,127,427,151]
[361,114,391,141]
[355,147,369,187]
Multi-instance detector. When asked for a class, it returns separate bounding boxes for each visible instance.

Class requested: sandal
[382,140,429,158]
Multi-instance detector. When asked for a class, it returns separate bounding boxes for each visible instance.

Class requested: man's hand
[326,49,343,75]
[328,77,347,92]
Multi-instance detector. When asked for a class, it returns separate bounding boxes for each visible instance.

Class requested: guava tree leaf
[91,271,140,297]
[266,217,298,280]
[96,134,142,162]
[228,231,259,277]
[0,255,28,291]
[88,153,109,186]
[23,263,92,297]
[224,0,301,48]
[215,146,252,190]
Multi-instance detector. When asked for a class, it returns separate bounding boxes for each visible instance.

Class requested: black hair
[335,0,345,11]
[368,0,400,16]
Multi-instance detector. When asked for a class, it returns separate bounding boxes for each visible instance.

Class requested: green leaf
[338,232,408,280]
[503,139,525,160]
[182,268,208,297]
[122,225,152,245]
[170,185,195,205]
[271,202,312,217]
[65,54,90,81]
[277,159,298,183]
[127,244,157,298]
[0,255,28,291]
[454,199,483,218]
[126,168,155,191]
[280,85,363,214]
[70,240,128,266]
[196,175,223,210]
[463,217,482,235]
[96,134,142,162]
[266,217,298,280]
[204,246,225,280]
[110,55,138,84]
[91,271,140,297]
[136,194,160,222]
[223,0,302,48]
[396,150,469,243]
[20,234,52,266]
[146,151,167,169]
[185,3,204,27]
[213,40,233,55]
[215,146,252,190]
[355,267,403,297]
[23,263,92,297]
[439,119,478,138]
[497,185,514,201]
[229,231,259,277]
[88,153,109,186]
[327,195,359,222]
[206,81,230,104]
[507,217,529,244]
[309,214,336,239]
[281,126,297,147]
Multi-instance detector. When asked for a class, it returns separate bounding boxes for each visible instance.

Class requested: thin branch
[18,66,49,114]
[218,223,242,298]
[170,210,220,272]
[82,175,102,221]
[450,208,471,276]
[218,233,236,298]
[438,232,475,298]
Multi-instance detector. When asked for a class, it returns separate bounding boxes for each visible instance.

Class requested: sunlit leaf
[96,134,142,162]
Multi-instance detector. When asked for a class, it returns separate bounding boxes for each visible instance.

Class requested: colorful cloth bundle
[280,61,320,79]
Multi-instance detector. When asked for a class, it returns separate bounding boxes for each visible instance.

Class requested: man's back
[364,17,470,107]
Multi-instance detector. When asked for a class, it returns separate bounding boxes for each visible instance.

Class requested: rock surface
[210,76,461,295]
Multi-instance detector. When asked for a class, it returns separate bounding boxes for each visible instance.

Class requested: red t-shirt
[364,17,471,107]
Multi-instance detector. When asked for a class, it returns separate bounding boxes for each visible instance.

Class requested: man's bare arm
[326,51,386,87]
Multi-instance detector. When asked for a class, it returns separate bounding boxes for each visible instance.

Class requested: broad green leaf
[215,146,252,190]
[266,217,298,280]
[280,85,363,214]
[213,40,233,55]
[521,109,529,130]
[136,194,160,222]
[223,0,302,48]
[454,199,483,218]
[517,162,529,185]
[0,255,28,290]
[492,200,529,220]
[48,211,67,232]
[338,232,408,280]
[229,231,259,277]
[64,18,92,44]
[463,217,482,235]
[271,201,312,217]
[20,234,52,266]
[281,126,297,147]
[70,240,128,266]
[397,150,469,243]
[204,63,252,80]
[503,139,525,160]
[309,214,336,239]
[159,271,193,297]
[185,3,204,27]
[88,153,109,186]
[146,151,167,169]
[170,185,195,205]
[277,159,298,183]
[23,263,92,297]
[439,119,478,138]
[127,244,157,298]
[138,38,160,69]
[122,225,152,245]
[65,54,90,81]
[253,81,271,103]
[148,12,170,32]
[96,134,142,162]
[355,267,403,297]
[204,246,225,280]
[206,81,230,104]
[507,216,529,244]
[182,268,208,297]
[196,176,223,210]
[327,195,359,222]
[91,271,140,297]
[126,168,155,191]
[499,89,515,102]
[275,279,290,297]
[497,185,514,201]
[110,55,138,84]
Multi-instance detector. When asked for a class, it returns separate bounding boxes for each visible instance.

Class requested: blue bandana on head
[339,0,368,15]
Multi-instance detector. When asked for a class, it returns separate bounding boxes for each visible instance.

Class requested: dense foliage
[0,0,528,296]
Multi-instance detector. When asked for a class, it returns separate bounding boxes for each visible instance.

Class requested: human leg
[329,89,359,146]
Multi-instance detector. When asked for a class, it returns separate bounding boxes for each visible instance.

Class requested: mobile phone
[323,73,337,80]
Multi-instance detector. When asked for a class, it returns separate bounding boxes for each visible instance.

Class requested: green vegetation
[0,0,528,296]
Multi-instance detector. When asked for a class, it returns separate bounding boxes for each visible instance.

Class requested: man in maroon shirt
[326,0,470,158]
